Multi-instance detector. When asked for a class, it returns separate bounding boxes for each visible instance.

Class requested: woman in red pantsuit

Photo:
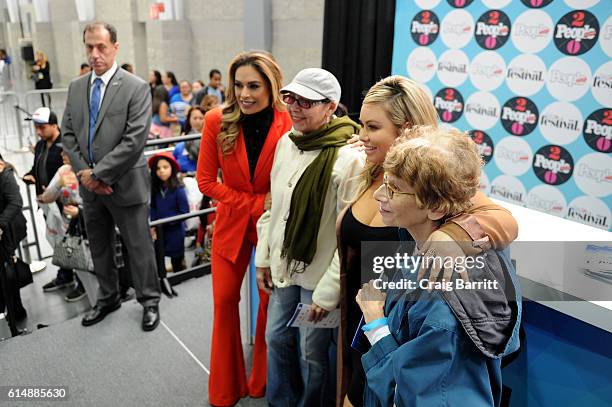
[197,51,292,407]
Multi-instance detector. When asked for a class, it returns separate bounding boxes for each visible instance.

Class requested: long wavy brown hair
[219,51,284,155]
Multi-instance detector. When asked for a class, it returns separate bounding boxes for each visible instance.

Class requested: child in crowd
[149,152,189,273]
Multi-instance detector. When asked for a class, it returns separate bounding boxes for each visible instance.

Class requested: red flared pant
[208,226,269,406]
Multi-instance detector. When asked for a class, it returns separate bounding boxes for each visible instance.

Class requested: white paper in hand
[286,303,340,329]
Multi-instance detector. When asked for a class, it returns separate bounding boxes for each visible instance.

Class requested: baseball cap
[281,68,341,102]
[32,107,58,125]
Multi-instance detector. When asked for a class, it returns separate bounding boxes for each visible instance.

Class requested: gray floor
[0,262,266,407]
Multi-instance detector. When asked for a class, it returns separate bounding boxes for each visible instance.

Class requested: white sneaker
[30,261,47,274]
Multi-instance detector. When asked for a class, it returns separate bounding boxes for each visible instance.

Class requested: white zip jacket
[255,130,365,311]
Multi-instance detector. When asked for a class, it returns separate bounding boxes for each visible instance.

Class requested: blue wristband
[361,317,388,332]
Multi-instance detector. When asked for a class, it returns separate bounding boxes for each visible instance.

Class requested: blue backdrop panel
[502,301,612,407]
[392,0,611,231]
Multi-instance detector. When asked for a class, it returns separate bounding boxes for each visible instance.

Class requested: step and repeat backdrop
[392,0,611,231]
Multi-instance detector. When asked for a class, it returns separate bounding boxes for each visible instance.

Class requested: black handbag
[8,256,33,289]
[0,245,33,289]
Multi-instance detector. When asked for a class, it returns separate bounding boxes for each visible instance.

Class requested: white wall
[6,0,324,87]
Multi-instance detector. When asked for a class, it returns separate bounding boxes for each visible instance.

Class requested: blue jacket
[173,142,198,173]
[362,246,522,407]
[150,186,189,258]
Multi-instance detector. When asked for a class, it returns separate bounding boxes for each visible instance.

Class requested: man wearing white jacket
[255,68,364,407]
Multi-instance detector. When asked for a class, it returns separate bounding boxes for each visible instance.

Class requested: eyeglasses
[282,93,329,109]
[383,173,416,200]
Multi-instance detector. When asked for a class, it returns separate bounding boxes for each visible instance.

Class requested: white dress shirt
[89,61,118,110]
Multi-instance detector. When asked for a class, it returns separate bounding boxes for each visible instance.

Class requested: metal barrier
[149,206,256,343]
[144,133,200,155]
[23,88,69,116]
[20,184,44,261]
[0,91,26,150]
[146,133,200,146]
[143,147,174,157]
[150,208,215,293]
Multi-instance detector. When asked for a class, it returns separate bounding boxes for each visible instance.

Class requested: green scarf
[282,116,360,274]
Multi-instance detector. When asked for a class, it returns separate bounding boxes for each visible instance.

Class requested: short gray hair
[83,22,118,44]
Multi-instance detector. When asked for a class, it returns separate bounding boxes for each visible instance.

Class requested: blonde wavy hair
[355,76,439,199]
[384,125,482,216]
[219,51,284,155]
[35,51,48,66]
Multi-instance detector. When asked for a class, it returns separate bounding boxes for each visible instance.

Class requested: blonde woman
[196,51,292,406]
[32,51,52,106]
[336,76,518,406]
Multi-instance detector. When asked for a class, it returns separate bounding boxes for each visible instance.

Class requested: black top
[34,62,52,89]
[242,107,273,181]
[36,144,49,189]
[26,136,64,195]
[341,205,400,302]
[340,205,403,406]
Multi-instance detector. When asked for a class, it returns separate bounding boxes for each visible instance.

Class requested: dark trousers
[170,256,185,273]
[0,266,25,313]
[56,268,74,283]
[82,196,160,308]
[116,235,133,294]
[39,93,51,107]
[0,258,26,336]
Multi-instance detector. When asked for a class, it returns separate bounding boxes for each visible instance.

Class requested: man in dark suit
[62,22,161,331]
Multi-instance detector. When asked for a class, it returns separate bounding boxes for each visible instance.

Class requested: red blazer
[197,106,292,263]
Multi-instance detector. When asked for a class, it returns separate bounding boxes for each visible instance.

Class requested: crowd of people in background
[0,21,523,407]
[147,67,224,139]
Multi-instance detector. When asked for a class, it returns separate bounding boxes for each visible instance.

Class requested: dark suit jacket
[26,137,63,195]
[61,68,152,207]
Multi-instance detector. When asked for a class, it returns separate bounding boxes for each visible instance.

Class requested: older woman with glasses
[356,125,521,406]
[255,68,364,406]
[336,76,518,407]
[356,126,521,406]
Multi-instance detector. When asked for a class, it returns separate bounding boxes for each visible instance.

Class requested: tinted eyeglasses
[383,173,416,200]
[282,93,330,109]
